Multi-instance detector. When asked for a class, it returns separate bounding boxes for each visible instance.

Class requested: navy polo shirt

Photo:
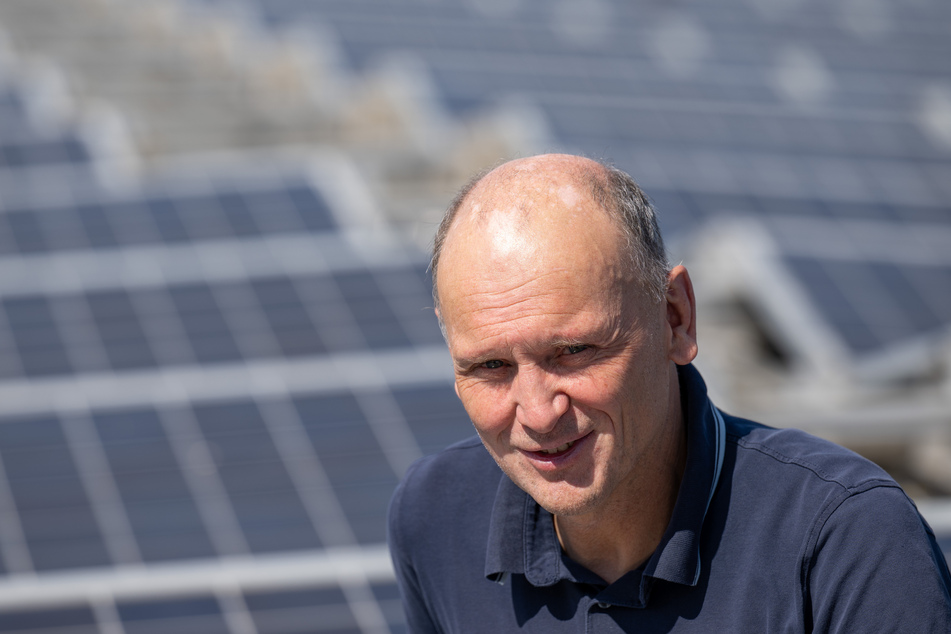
[388,365,951,632]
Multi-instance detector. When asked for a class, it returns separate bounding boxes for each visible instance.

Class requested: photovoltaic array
[0,0,949,631]
[238,0,951,375]
[0,82,471,631]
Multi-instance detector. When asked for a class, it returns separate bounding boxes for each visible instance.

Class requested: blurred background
[0,0,947,631]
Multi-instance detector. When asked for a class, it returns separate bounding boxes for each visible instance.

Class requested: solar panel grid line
[0,300,25,380]
[126,286,196,369]
[207,247,428,633]
[0,545,394,610]
[41,200,99,254]
[875,159,951,209]
[156,405,252,558]
[0,232,419,296]
[0,347,453,420]
[552,111,940,168]
[0,415,109,572]
[227,186,304,237]
[900,265,951,329]
[0,164,103,215]
[804,156,879,204]
[813,258,928,353]
[286,268,428,477]
[252,390,393,632]
[118,596,230,634]
[600,146,944,210]
[354,389,422,481]
[341,584,391,634]
[90,599,125,634]
[58,411,143,567]
[0,133,88,164]
[139,154,386,240]
[922,162,951,201]
[49,293,112,375]
[164,190,235,247]
[210,283,285,361]
[0,172,334,251]
[268,3,951,79]
[494,83,919,126]
[764,215,951,265]
[215,589,258,634]
[0,623,97,634]
[0,166,302,223]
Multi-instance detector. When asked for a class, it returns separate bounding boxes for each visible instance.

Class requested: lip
[519,431,593,471]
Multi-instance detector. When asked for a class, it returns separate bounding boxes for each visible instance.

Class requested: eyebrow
[452,335,601,370]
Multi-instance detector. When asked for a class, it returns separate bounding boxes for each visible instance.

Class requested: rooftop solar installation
[0,1,949,630]
[0,138,468,630]
[0,178,336,255]
[211,0,951,371]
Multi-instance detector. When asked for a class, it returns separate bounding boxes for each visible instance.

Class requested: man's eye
[564,344,589,355]
[482,360,505,369]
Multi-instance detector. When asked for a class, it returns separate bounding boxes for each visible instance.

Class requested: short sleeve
[806,484,951,632]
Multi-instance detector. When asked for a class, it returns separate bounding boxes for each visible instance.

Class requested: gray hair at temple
[430,159,671,327]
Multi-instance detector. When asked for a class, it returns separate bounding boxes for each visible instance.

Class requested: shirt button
[597,602,610,609]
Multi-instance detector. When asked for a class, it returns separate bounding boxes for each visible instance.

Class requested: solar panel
[784,250,951,355]
[0,138,469,631]
[0,180,335,256]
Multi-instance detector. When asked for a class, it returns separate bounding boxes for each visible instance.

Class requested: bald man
[388,155,951,632]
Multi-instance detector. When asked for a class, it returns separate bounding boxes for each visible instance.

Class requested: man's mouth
[537,440,575,455]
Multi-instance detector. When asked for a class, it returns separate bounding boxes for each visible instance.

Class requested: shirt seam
[798,481,906,631]
[727,432,892,490]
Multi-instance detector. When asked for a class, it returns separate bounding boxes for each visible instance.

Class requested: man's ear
[666,265,698,365]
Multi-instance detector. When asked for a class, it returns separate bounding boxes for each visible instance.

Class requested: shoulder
[709,414,951,628]
[722,413,895,493]
[396,435,501,507]
[714,412,914,564]
[389,435,502,547]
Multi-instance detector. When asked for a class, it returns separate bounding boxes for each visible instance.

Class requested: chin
[517,476,609,518]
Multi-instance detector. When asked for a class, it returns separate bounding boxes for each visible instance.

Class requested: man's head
[433,154,698,519]
[432,154,670,321]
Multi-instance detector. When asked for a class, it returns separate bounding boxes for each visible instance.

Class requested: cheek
[566,364,631,410]
[456,381,514,436]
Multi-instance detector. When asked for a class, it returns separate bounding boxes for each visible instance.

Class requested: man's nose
[513,365,569,433]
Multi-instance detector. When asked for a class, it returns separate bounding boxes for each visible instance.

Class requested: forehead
[436,163,633,337]
[444,159,619,260]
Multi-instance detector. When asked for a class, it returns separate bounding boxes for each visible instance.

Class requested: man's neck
[553,410,687,584]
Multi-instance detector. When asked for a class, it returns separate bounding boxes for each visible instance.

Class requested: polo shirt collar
[484,364,726,589]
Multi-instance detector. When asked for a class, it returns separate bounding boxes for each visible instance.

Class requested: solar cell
[0,604,99,633]
[0,260,441,378]
[0,381,471,574]
[0,179,337,256]
[0,577,412,634]
[117,596,231,634]
[0,415,112,572]
[245,586,361,632]
[785,255,951,355]
[95,408,218,563]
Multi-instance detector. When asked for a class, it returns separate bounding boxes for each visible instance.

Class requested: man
[388,154,951,632]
